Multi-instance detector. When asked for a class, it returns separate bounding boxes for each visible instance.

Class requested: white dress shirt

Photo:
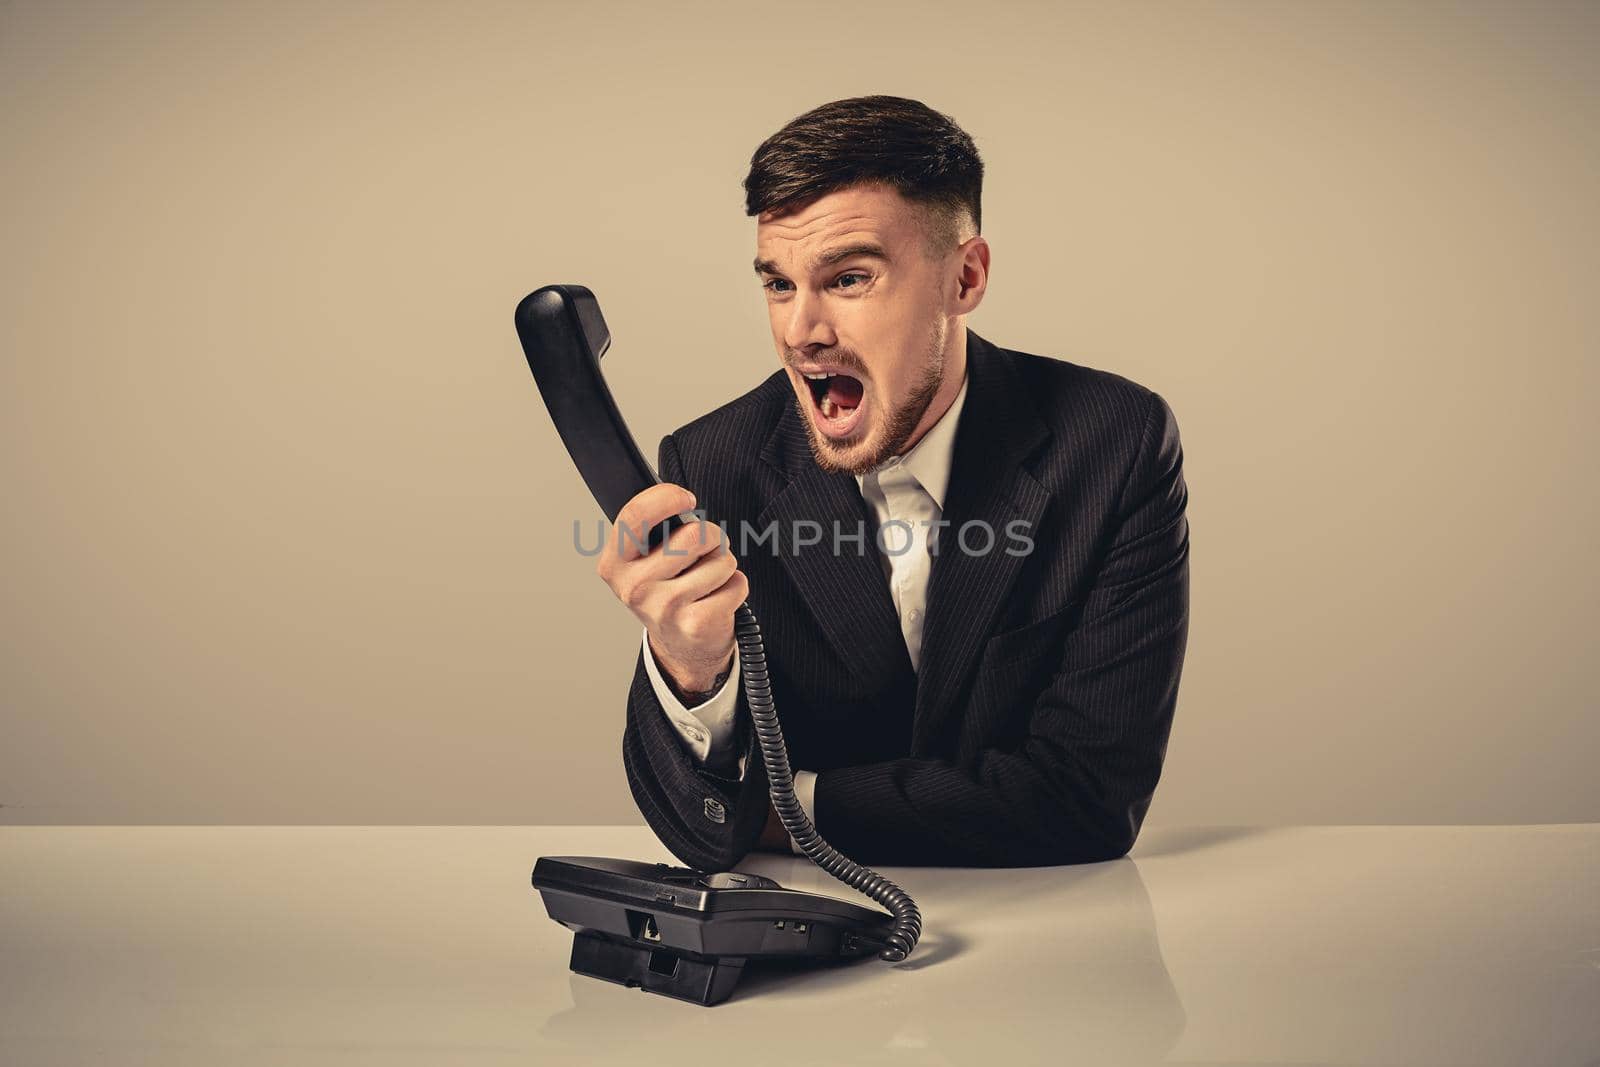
[643,371,969,855]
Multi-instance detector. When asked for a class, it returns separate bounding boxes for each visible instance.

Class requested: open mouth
[800,369,866,436]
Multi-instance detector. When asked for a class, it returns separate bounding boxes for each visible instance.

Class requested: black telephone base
[534,856,895,1005]
[569,930,748,1006]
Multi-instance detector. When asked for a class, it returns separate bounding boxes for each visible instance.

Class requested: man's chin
[799,405,883,476]
[809,439,880,477]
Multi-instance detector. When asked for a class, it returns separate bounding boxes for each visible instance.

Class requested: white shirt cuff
[641,629,741,769]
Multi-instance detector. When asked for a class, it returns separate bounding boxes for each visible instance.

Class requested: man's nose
[781,289,836,354]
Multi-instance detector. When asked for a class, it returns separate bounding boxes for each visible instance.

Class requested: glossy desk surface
[2,825,1595,1066]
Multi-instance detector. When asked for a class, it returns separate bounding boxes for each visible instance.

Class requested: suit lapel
[758,401,913,687]
[753,328,1054,739]
[911,331,1053,752]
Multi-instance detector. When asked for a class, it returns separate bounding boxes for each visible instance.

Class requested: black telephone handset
[516,284,921,1005]
[513,284,695,548]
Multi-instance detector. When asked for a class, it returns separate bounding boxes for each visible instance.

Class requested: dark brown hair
[742,95,983,257]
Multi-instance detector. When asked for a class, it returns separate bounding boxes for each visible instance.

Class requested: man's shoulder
[999,341,1170,447]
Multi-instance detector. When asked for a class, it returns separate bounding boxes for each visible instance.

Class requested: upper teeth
[803,372,831,380]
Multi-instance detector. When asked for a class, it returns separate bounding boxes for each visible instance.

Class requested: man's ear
[948,234,990,316]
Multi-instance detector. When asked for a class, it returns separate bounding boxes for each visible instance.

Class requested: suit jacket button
[703,797,726,824]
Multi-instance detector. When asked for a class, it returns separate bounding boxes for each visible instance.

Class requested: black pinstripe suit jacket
[623,327,1190,870]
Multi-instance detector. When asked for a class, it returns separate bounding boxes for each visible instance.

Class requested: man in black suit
[594,96,1189,870]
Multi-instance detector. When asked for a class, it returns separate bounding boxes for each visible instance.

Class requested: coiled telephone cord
[733,601,922,962]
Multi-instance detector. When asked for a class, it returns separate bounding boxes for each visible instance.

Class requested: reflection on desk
[1,824,1595,1066]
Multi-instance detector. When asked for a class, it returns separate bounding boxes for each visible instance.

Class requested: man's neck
[895,322,968,456]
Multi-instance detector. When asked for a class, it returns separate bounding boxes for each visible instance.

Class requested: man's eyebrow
[752,241,891,277]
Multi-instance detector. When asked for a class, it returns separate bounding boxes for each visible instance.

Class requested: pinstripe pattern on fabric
[619,328,1189,870]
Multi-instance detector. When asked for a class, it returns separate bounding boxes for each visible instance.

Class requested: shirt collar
[854,370,969,511]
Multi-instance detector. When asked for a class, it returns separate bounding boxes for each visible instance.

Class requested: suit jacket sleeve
[643,638,819,860]
[813,390,1191,867]
[621,433,773,872]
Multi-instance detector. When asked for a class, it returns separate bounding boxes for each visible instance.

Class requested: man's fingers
[706,567,751,610]
[637,517,731,582]
[597,483,747,673]
[659,566,748,628]
[610,483,697,563]
[602,515,727,594]
[639,550,740,621]
[665,570,750,648]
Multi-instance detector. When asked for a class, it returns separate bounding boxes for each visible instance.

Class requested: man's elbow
[1037,798,1146,866]
[1045,829,1133,866]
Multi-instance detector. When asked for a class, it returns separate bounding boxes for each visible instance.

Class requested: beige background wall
[2,0,1595,827]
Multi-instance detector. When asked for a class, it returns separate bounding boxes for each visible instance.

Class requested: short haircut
[743,95,983,258]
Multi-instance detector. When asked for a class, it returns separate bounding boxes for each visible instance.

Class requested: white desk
[2,825,1595,1065]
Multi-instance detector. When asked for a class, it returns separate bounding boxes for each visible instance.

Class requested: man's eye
[761,274,868,294]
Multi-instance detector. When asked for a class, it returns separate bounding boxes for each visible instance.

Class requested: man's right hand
[596,483,747,695]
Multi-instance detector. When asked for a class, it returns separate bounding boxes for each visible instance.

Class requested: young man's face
[754,182,979,475]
